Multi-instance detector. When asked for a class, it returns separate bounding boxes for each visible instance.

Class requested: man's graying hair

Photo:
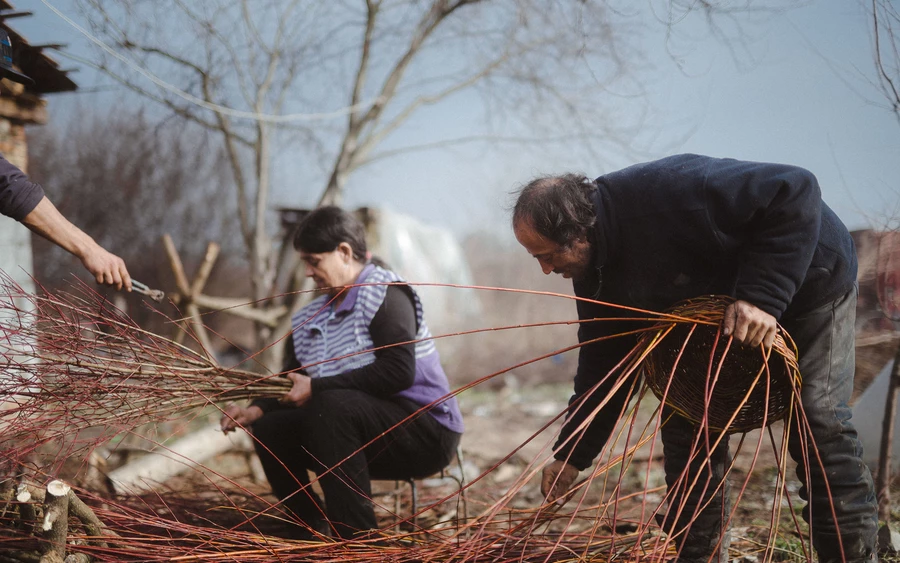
[512,174,597,246]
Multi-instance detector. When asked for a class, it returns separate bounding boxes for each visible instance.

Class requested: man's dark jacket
[554,153,857,470]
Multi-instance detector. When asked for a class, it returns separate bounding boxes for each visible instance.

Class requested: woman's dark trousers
[251,389,460,539]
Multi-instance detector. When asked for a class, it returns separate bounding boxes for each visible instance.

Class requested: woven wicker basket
[640,295,801,433]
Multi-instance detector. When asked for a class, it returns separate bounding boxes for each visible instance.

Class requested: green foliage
[772,534,807,562]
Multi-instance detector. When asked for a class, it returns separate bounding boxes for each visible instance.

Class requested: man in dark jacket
[0,29,129,289]
[512,154,876,563]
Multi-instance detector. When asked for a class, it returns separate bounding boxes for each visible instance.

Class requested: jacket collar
[589,182,612,269]
[333,263,376,315]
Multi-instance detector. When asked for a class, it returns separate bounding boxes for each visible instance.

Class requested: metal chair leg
[389,446,467,532]
[393,480,403,533]
[409,478,418,527]
[455,444,468,524]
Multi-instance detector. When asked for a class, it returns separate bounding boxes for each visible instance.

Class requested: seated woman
[221,206,463,540]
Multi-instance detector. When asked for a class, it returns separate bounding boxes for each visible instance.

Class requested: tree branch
[872,0,900,124]
[318,0,483,205]
[357,45,513,159]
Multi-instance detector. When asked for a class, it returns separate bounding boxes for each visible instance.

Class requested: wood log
[247,450,268,485]
[162,234,193,297]
[0,551,40,563]
[0,96,48,124]
[192,294,287,327]
[107,422,253,494]
[1,483,13,518]
[16,483,37,532]
[190,243,221,297]
[39,480,70,563]
[162,235,217,354]
[66,489,115,546]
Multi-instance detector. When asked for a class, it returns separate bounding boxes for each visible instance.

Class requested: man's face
[514,220,593,281]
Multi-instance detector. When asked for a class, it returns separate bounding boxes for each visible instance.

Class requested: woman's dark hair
[512,174,597,246]
[293,206,368,262]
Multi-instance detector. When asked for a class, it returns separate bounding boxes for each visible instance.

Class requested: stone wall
[0,117,27,171]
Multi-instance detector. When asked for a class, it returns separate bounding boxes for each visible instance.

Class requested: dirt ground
[179,353,900,559]
[37,332,900,561]
[413,333,900,560]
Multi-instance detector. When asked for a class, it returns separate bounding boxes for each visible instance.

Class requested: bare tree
[64,0,785,362]
[27,108,241,331]
[861,0,900,528]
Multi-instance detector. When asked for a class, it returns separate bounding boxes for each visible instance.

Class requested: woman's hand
[220,404,264,434]
[281,372,313,407]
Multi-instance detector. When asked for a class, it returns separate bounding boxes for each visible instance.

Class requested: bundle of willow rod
[0,278,816,562]
[0,480,677,563]
[639,295,801,432]
[0,276,289,455]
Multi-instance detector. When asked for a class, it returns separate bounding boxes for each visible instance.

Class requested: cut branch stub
[16,482,37,533]
[16,483,31,502]
[39,480,70,563]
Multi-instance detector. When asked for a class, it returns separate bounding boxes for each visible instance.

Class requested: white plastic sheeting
[0,220,35,293]
[0,221,37,411]
[363,207,481,336]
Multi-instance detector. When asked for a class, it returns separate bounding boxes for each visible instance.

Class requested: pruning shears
[131,280,165,302]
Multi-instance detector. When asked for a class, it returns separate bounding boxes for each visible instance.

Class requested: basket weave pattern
[640,296,801,433]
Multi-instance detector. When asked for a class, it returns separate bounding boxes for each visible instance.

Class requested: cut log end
[16,486,31,502]
[46,481,70,498]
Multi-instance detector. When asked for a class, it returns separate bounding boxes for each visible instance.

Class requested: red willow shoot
[0,275,835,563]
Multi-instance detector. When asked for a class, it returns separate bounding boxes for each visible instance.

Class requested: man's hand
[541,459,580,505]
[281,372,313,407]
[21,197,132,290]
[722,299,777,349]
[220,404,264,434]
[80,243,131,291]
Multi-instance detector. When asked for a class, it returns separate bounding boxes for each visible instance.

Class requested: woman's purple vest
[291,264,463,433]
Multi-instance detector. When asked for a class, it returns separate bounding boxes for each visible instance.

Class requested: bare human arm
[21,196,131,291]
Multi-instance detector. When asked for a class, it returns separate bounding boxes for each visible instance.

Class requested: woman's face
[299,242,360,295]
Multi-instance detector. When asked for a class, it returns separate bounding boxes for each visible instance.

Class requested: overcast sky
[18,1,900,240]
[338,0,900,238]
